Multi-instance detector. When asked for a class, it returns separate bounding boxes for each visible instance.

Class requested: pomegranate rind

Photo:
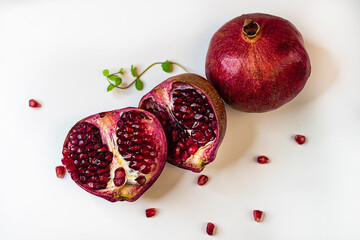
[139,73,227,172]
[62,107,167,202]
[205,13,311,112]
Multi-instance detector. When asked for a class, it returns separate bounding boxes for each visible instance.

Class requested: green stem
[107,61,189,90]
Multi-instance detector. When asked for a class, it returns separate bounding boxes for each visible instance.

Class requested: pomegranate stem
[242,19,260,38]
[105,61,189,91]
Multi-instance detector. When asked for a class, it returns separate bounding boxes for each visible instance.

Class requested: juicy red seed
[294,135,306,145]
[257,155,269,164]
[113,177,126,186]
[98,146,108,152]
[197,175,209,186]
[56,166,66,178]
[181,152,190,161]
[129,161,142,170]
[253,210,264,222]
[188,145,198,155]
[62,148,71,156]
[145,208,157,218]
[206,222,216,236]
[98,174,110,183]
[135,176,146,185]
[29,99,41,108]
[114,167,125,179]
[139,165,151,174]
[143,158,154,165]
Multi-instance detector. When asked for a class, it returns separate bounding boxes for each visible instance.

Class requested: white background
[1,0,359,239]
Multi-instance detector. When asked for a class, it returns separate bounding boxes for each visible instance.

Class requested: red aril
[29,99,41,108]
[61,108,167,202]
[294,134,306,145]
[257,155,269,164]
[197,175,209,186]
[206,222,216,235]
[56,166,66,178]
[253,210,264,222]
[139,73,226,172]
[145,208,157,218]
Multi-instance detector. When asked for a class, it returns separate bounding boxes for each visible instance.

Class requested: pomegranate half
[205,13,311,112]
[139,73,226,172]
[61,108,167,202]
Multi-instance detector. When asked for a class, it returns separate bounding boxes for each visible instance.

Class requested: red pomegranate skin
[205,13,311,112]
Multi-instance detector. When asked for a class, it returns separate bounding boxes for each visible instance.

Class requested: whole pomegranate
[61,108,167,202]
[139,73,226,172]
[205,13,311,112]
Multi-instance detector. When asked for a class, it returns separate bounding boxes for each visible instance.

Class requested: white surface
[1,0,359,239]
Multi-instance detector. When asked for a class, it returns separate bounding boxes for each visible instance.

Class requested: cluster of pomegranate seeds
[197,174,209,186]
[116,110,157,182]
[294,134,306,145]
[257,155,269,164]
[145,208,157,218]
[62,122,112,190]
[141,85,217,165]
[253,210,264,222]
[55,166,66,178]
[29,99,41,108]
[206,222,216,235]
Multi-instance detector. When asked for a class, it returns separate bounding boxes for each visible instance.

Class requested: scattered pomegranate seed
[206,222,216,235]
[197,174,209,186]
[145,208,157,218]
[257,155,269,164]
[294,134,306,145]
[253,210,264,222]
[29,99,41,108]
[56,166,66,178]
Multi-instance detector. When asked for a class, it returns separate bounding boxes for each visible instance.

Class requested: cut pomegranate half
[139,73,226,172]
[61,108,167,202]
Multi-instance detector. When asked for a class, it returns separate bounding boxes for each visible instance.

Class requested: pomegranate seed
[29,99,41,108]
[206,222,216,235]
[145,208,157,218]
[56,166,66,178]
[197,175,209,186]
[294,134,306,145]
[257,155,269,164]
[188,145,198,155]
[253,210,264,222]
[135,176,146,185]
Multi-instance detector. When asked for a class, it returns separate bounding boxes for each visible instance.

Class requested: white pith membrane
[89,111,159,189]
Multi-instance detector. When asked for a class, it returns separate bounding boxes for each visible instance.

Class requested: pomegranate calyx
[242,19,260,38]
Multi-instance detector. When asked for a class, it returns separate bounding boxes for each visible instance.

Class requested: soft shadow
[285,40,339,109]
[211,106,256,170]
[142,163,185,200]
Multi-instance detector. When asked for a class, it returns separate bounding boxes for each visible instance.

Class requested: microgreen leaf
[107,84,115,92]
[108,75,119,81]
[161,60,172,73]
[115,77,122,86]
[131,65,137,77]
[135,79,143,90]
[118,68,124,74]
[103,69,110,77]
